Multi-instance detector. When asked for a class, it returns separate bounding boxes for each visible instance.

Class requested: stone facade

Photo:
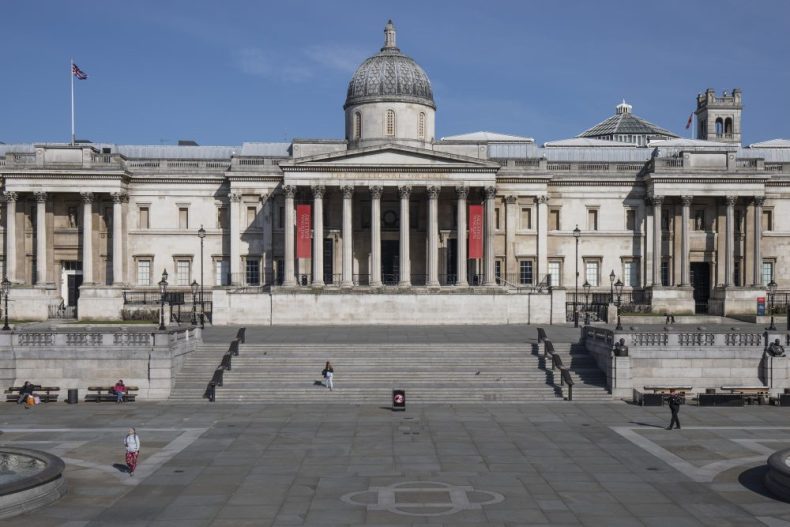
[0,22,788,324]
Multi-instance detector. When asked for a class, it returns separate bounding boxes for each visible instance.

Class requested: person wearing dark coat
[17,381,35,406]
[666,389,682,430]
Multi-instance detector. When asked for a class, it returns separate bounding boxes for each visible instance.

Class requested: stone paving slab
[2,402,790,525]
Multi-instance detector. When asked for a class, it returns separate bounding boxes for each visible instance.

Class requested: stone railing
[495,158,646,174]
[13,329,169,348]
[125,159,229,171]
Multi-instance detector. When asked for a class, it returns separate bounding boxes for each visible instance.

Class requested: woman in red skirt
[123,427,141,476]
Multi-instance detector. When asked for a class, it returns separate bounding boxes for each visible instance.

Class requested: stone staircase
[170,342,564,403]
[545,342,611,401]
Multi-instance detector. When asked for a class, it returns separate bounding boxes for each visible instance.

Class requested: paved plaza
[2,399,790,526]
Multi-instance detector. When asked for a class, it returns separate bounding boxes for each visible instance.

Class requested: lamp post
[1,276,9,331]
[583,280,591,326]
[573,225,581,328]
[190,280,199,326]
[197,225,206,329]
[768,279,777,331]
[158,269,168,331]
[609,269,616,303]
[615,278,624,331]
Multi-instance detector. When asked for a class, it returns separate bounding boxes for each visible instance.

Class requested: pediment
[283,144,498,170]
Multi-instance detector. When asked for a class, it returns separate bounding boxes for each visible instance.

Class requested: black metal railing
[205,330,245,402]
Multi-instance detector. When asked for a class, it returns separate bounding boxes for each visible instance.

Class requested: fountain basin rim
[0,447,65,497]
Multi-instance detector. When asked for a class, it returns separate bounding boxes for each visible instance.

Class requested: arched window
[418,112,426,139]
[353,112,362,140]
[724,117,733,136]
[715,118,724,136]
[385,109,395,136]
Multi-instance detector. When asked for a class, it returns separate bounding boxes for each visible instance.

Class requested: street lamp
[190,280,199,326]
[768,279,778,331]
[609,269,616,303]
[615,278,624,331]
[197,225,206,329]
[1,276,10,331]
[158,269,168,331]
[583,280,591,326]
[573,225,581,328]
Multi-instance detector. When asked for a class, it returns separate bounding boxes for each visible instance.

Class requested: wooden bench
[720,386,769,405]
[4,385,60,403]
[85,386,139,402]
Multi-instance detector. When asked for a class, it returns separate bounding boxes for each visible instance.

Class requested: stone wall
[0,326,200,400]
[212,288,566,326]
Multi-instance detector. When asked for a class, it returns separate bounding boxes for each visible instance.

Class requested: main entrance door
[690,262,711,314]
[381,240,399,285]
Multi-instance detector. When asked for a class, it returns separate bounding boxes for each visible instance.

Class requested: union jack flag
[72,63,88,80]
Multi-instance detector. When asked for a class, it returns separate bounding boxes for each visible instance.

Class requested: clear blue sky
[3,0,789,146]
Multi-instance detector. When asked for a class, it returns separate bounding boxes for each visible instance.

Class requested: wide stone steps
[545,342,610,401]
[170,341,562,403]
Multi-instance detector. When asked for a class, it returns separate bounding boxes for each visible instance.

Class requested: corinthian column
[81,192,94,284]
[229,192,242,285]
[725,195,736,287]
[341,185,354,287]
[680,195,692,287]
[753,196,765,286]
[455,186,468,286]
[484,186,497,285]
[3,192,17,282]
[112,192,125,285]
[426,186,440,287]
[370,186,383,287]
[311,185,325,287]
[651,196,664,287]
[35,192,47,285]
[282,186,296,286]
[399,186,411,287]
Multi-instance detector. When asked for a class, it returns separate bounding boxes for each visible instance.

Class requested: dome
[344,21,435,110]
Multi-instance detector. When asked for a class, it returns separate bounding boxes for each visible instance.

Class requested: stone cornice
[281,165,496,174]
[1,171,131,182]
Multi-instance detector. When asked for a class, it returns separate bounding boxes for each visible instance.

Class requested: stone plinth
[77,286,124,321]
[6,287,56,321]
[647,286,695,315]
[709,286,765,317]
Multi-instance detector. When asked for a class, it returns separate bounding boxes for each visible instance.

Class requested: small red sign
[468,204,484,259]
[296,204,312,259]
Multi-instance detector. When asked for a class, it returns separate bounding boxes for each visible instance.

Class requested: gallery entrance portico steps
[540,341,612,401]
[169,342,563,403]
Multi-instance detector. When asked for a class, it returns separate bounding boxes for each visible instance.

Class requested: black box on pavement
[641,393,664,406]
[779,394,790,406]
[67,388,78,404]
[392,389,406,411]
[699,393,744,407]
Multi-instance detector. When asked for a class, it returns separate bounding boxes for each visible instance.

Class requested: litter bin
[392,389,405,411]
[67,388,78,404]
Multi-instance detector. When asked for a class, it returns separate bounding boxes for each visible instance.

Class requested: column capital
[369,185,383,199]
[398,185,412,199]
[484,186,497,200]
[34,192,47,203]
[505,195,518,205]
[725,195,738,207]
[80,192,94,204]
[534,195,548,205]
[110,192,128,204]
[2,191,18,202]
[311,185,326,199]
[229,191,244,202]
[455,185,468,199]
[281,186,295,199]
[681,195,694,206]
[341,185,354,199]
[426,185,440,199]
[649,195,664,207]
[754,195,766,207]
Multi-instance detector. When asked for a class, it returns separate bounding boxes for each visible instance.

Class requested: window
[385,109,395,136]
[734,259,741,287]
[246,258,260,286]
[548,261,561,287]
[520,208,532,230]
[584,260,599,287]
[587,209,598,231]
[495,208,501,230]
[138,206,150,229]
[136,259,151,286]
[353,112,362,139]
[763,210,773,231]
[175,259,191,286]
[661,209,671,231]
[178,207,189,230]
[519,260,533,285]
[495,260,502,283]
[418,112,425,139]
[247,206,257,227]
[661,260,670,286]
[215,259,229,286]
[762,261,774,286]
[217,207,228,229]
[623,260,639,287]
[694,210,705,231]
[625,209,636,231]
[549,209,560,230]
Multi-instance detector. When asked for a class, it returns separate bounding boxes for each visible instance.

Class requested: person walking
[322,361,334,391]
[123,427,141,476]
[666,389,682,430]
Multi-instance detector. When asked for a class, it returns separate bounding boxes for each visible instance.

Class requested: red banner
[468,204,483,259]
[296,204,312,259]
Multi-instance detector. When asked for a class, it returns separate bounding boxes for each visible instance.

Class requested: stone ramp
[169,342,563,403]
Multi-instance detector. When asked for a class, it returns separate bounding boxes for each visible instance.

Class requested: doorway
[381,240,399,285]
[323,239,334,284]
[446,239,457,285]
[690,262,711,314]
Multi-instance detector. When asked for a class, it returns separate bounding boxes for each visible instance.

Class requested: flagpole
[70,58,75,145]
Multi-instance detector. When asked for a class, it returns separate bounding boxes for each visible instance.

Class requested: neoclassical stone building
[1,21,788,324]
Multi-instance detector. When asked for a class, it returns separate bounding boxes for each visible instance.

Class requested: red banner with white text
[468,204,483,259]
[296,204,312,259]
